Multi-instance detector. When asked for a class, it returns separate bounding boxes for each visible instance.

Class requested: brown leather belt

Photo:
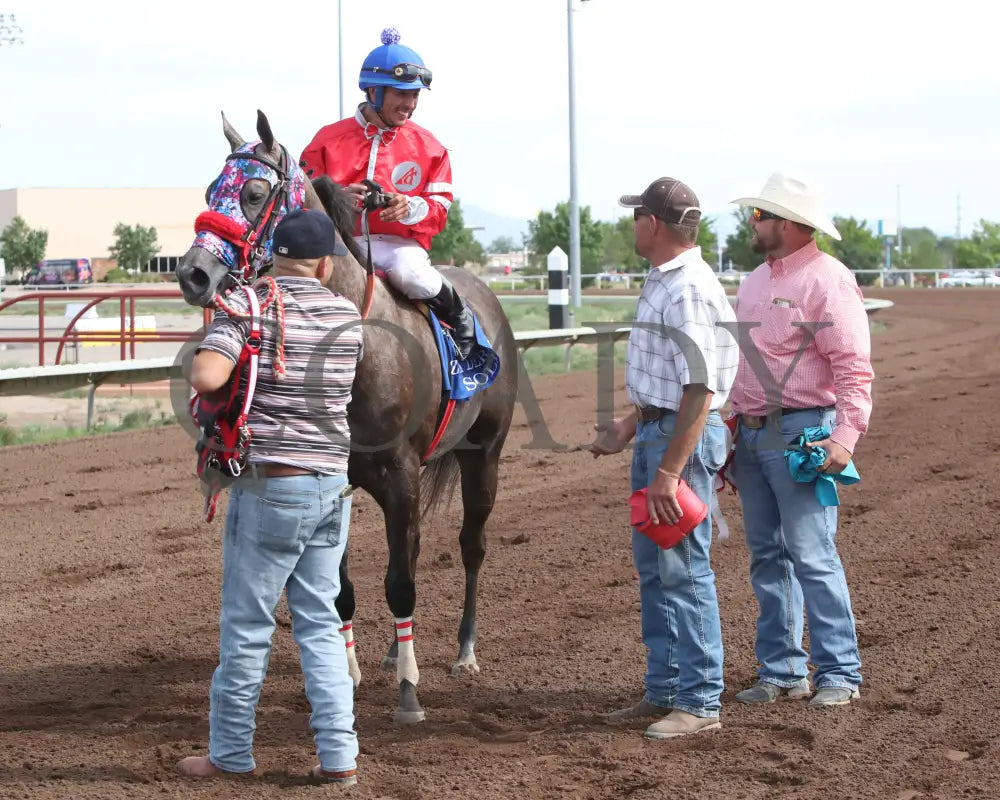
[635,405,675,423]
[252,463,319,478]
[739,407,831,430]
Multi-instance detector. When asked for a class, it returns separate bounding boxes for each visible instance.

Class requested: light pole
[337,1,345,119]
[567,0,588,310]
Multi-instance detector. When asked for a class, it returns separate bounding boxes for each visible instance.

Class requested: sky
[2,0,998,245]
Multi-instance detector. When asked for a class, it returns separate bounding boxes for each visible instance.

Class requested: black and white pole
[547,246,570,329]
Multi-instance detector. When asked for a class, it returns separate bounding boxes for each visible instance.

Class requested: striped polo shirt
[198,276,363,474]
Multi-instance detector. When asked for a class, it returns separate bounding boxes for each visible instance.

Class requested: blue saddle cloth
[427,309,500,401]
[784,425,861,507]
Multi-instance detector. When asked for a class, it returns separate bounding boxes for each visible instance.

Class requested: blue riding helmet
[359,28,432,112]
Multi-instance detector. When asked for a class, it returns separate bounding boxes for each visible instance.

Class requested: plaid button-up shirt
[729,239,873,452]
[625,247,739,413]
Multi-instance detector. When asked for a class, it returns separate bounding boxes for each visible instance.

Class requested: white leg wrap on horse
[340,621,361,688]
[394,616,419,686]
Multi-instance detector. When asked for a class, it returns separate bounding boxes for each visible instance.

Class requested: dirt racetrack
[1,287,998,799]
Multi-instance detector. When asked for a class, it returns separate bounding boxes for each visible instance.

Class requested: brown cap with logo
[619,177,701,228]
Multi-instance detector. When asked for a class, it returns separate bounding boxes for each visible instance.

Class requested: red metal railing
[0,289,213,366]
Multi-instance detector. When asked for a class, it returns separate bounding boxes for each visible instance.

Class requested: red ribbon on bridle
[195,148,290,284]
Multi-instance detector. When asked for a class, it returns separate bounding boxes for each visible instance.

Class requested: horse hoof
[379,656,398,672]
[393,708,426,725]
[451,661,480,677]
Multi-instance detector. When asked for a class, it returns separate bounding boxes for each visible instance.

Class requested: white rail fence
[0,299,893,429]
[483,270,997,291]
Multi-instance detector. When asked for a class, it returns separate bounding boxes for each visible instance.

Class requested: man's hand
[809,438,852,474]
[647,469,682,526]
[344,183,367,208]
[379,193,410,223]
[590,417,635,457]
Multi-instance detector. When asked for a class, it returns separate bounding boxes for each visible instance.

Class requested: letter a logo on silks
[391,161,422,192]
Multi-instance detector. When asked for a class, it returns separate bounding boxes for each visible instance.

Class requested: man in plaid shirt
[591,177,738,739]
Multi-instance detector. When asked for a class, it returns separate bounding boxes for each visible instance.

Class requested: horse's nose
[182,264,210,294]
[176,249,219,307]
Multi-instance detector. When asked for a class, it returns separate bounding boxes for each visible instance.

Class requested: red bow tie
[364,123,395,144]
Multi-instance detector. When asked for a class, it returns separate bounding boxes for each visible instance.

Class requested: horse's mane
[311,176,366,265]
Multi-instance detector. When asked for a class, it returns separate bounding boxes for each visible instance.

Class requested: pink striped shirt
[729,240,873,452]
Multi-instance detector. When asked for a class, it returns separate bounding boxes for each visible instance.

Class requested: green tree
[816,216,882,285]
[525,202,605,275]
[724,207,758,271]
[429,198,485,267]
[955,219,1000,268]
[0,216,48,275]
[935,236,957,270]
[109,223,159,271]
[599,217,646,272]
[899,227,943,270]
[486,235,517,254]
[696,215,719,265]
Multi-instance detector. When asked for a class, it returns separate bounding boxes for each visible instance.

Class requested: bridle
[193,145,292,285]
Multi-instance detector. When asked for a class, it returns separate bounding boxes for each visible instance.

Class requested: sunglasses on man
[752,207,783,222]
[363,63,433,88]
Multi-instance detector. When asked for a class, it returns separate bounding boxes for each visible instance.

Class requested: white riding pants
[353,234,443,300]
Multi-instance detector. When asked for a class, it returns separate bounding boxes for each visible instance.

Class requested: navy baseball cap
[272,208,348,259]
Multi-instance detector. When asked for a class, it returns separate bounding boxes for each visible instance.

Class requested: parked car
[939,270,1000,288]
[24,258,94,287]
[716,269,747,284]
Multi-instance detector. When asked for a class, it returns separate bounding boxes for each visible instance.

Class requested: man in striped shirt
[728,173,873,709]
[179,209,364,785]
[591,177,738,739]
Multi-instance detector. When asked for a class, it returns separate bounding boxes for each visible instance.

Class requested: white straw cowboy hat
[732,172,841,241]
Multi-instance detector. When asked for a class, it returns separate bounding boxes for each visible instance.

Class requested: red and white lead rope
[213,275,287,380]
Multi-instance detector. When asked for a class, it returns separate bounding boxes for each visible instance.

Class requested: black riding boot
[426,278,477,360]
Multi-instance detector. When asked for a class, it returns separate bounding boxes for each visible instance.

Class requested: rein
[358,180,385,320]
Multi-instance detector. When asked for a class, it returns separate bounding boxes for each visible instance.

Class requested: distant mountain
[461,203,531,249]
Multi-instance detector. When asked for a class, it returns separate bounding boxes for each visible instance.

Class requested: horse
[175,110,516,723]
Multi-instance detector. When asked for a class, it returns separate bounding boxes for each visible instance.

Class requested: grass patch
[521,341,628,377]
[501,300,634,377]
[0,407,176,447]
[501,300,636,332]
[1,298,202,317]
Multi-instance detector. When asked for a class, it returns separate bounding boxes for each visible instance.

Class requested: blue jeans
[733,408,862,690]
[630,411,728,718]
[208,472,358,774]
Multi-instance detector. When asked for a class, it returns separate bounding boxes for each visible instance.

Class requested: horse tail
[420,451,461,519]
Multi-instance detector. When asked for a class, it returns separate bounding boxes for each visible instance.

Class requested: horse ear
[221,111,245,152]
[256,109,275,155]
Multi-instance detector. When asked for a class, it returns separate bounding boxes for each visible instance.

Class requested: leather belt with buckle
[739,406,831,430]
[252,463,320,478]
[635,405,674,423]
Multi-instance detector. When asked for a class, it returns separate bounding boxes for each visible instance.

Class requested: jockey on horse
[299,28,477,359]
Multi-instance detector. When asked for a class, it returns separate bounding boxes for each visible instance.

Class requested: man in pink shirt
[727,173,873,708]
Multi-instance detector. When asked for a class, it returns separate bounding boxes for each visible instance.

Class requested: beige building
[0,187,205,264]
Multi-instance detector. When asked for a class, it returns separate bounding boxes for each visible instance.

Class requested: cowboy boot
[426,278,477,360]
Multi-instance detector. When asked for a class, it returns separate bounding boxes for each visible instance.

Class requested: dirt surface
[1,288,998,799]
